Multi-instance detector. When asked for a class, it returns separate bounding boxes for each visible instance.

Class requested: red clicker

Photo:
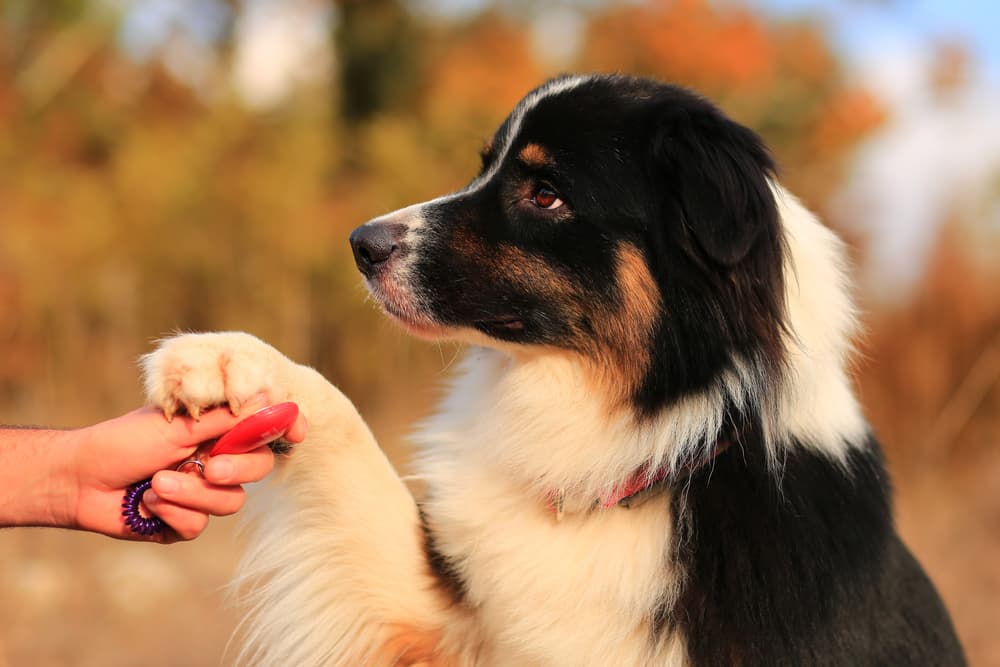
[209,401,300,456]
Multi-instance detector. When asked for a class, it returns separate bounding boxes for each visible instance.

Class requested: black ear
[652,104,778,267]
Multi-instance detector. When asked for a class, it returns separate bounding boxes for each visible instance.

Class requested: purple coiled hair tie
[121,478,166,536]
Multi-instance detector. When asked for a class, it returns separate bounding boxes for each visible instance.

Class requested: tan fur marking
[588,245,661,404]
[614,245,660,346]
[497,244,577,300]
[452,226,577,302]
[450,225,484,261]
[375,624,454,667]
[450,227,659,408]
[517,143,552,167]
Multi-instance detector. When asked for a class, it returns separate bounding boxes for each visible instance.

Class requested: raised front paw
[141,331,287,420]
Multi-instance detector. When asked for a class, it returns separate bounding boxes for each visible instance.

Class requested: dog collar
[548,438,732,521]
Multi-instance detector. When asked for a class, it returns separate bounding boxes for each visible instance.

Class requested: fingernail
[208,458,234,481]
[144,490,160,505]
[156,475,179,495]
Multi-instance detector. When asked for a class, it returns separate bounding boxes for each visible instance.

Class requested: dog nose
[350,223,401,277]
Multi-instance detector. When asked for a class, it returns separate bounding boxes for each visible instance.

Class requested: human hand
[68,396,306,543]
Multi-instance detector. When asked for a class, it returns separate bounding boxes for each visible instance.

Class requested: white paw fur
[140,331,290,420]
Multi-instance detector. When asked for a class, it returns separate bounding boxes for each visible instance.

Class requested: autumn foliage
[0,1,996,665]
[0,0,885,424]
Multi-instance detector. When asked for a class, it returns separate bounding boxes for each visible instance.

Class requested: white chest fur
[416,351,689,665]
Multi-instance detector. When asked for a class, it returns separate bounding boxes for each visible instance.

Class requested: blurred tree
[419,11,544,151]
[334,0,422,124]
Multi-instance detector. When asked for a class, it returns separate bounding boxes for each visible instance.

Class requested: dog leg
[142,332,454,666]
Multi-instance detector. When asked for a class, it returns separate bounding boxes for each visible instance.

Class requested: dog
[141,74,965,665]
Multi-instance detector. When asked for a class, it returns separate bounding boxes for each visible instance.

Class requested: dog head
[350,74,786,414]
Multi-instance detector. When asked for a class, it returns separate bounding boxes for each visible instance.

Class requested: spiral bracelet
[121,478,166,536]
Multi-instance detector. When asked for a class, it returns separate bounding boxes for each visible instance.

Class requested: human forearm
[0,426,80,528]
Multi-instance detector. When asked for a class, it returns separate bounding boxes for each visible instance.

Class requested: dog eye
[531,187,564,210]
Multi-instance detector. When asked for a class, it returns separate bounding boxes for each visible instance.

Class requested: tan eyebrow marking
[517,143,552,167]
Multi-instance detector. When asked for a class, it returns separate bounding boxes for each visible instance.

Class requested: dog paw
[141,332,286,421]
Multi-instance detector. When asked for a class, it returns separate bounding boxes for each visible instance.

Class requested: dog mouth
[364,275,450,340]
[473,315,526,338]
[385,302,526,341]
[384,296,527,342]
[380,300,450,339]
[367,268,529,342]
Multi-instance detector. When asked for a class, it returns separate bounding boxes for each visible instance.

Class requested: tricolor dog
[142,74,965,665]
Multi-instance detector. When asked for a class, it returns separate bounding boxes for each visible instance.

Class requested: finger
[140,492,210,542]
[151,470,247,516]
[203,448,276,485]
[285,413,308,443]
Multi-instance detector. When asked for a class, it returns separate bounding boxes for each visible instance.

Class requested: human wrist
[51,427,87,529]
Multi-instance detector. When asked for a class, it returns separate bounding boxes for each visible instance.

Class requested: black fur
[664,424,965,666]
[419,507,468,606]
[641,84,787,412]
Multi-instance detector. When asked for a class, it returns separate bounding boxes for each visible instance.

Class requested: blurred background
[0,0,997,664]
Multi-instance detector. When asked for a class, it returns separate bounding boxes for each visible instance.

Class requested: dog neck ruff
[548,438,732,521]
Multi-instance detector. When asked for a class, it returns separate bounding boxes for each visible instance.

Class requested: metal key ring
[174,456,206,477]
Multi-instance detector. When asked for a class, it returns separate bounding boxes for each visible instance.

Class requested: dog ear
[652,104,778,267]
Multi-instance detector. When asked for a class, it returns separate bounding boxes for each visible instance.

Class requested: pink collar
[549,438,732,521]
